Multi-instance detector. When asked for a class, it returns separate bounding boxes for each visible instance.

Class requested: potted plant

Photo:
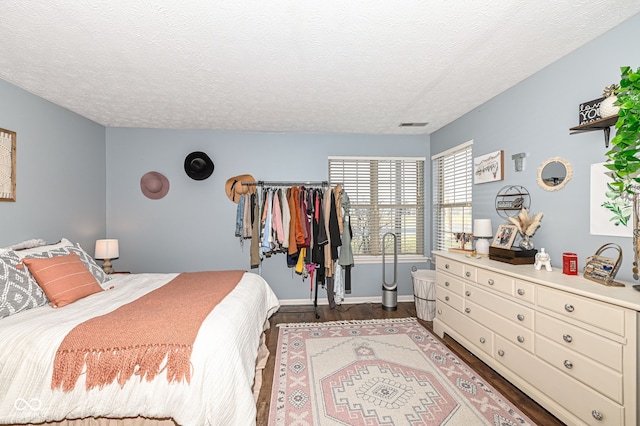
[604,66,640,279]
[604,66,640,199]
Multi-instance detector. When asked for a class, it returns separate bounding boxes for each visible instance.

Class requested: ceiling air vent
[399,122,429,127]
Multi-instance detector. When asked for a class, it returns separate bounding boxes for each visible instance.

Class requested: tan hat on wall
[140,171,170,200]
[225,174,256,203]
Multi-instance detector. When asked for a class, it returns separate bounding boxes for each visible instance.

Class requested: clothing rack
[241,180,329,188]
[243,180,330,319]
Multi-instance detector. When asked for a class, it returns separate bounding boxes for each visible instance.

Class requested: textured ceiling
[1,1,639,135]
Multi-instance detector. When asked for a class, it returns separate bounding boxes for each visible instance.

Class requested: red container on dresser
[562,252,578,275]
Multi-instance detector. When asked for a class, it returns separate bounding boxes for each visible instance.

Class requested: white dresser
[433,250,640,426]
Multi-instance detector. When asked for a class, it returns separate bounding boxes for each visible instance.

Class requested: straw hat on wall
[225,174,256,203]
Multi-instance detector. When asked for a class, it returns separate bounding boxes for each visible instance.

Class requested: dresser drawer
[464,300,534,352]
[437,257,464,278]
[476,268,513,295]
[437,285,464,312]
[513,279,536,304]
[537,287,625,336]
[436,273,465,296]
[465,284,534,329]
[436,300,493,356]
[536,313,623,372]
[495,335,624,426]
[536,334,623,404]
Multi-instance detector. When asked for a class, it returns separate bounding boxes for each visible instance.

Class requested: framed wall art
[491,224,517,249]
[474,150,504,184]
[589,162,632,237]
[0,128,16,202]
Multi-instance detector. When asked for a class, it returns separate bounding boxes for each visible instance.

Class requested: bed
[0,239,280,426]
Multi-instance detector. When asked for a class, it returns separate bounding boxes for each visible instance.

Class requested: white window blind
[432,143,473,250]
[328,156,425,256]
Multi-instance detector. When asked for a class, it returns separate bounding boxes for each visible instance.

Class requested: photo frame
[0,128,16,202]
[491,224,517,249]
[474,150,504,184]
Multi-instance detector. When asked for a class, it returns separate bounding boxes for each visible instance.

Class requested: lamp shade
[473,219,493,238]
[95,239,119,259]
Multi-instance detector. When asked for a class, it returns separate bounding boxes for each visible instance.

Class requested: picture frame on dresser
[0,128,16,202]
[491,224,517,249]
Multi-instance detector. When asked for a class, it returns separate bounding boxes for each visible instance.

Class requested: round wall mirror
[537,157,572,191]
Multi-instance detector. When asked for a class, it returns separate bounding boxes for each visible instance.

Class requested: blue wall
[3,11,640,299]
[431,13,640,282]
[0,80,106,252]
[105,128,430,301]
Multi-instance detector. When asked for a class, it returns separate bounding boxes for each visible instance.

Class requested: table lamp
[95,239,119,274]
[473,219,493,256]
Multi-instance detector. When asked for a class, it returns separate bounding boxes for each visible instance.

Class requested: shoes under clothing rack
[241,180,330,319]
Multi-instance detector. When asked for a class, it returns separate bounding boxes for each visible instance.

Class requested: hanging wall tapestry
[0,128,16,202]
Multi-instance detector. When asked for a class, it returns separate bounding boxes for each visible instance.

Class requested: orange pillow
[22,252,104,308]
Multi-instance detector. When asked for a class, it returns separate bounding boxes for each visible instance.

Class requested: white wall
[431,12,640,282]
[0,80,107,252]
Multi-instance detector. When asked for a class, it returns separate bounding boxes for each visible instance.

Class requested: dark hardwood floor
[256,302,565,426]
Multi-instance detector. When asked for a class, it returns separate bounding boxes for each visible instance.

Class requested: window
[432,141,473,251]
[328,156,425,257]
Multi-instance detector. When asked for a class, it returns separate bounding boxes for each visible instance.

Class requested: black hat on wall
[184,151,214,180]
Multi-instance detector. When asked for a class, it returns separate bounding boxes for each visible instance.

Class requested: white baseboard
[279,294,415,306]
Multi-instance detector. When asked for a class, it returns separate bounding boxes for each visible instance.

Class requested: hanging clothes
[312,189,328,288]
[338,190,354,294]
[328,188,342,261]
[281,189,291,250]
[250,192,261,268]
[232,182,341,307]
[234,194,245,238]
[243,193,252,239]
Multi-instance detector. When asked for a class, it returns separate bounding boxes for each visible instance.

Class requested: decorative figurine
[534,248,552,271]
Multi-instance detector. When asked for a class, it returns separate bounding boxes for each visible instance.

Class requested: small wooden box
[489,246,538,265]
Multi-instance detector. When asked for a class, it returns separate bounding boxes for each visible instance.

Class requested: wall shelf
[495,185,530,219]
[570,115,618,148]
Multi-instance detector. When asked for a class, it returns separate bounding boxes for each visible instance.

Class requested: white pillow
[15,238,73,257]
[0,238,48,253]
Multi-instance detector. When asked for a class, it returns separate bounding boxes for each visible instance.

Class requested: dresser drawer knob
[517,335,525,343]
[437,309,442,315]
[564,303,575,312]
[517,288,525,296]
[563,334,573,343]
[479,337,485,344]
[592,410,604,421]
[563,360,573,369]
[465,290,471,297]
[445,281,450,287]
[445,264,450,269]
[465,308,471,314]
[465,271,471,278]
[516,314,525,321]
[445,296,450,301]
[487,279,495,285]
[498,350,505,357]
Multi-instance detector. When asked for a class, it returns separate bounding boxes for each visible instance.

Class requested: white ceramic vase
[599,96,620,118]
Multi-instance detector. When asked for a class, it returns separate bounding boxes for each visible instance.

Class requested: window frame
[328,156,426,262]
[432,141,473,252]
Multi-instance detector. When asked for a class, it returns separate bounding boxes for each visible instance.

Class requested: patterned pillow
[0,251,48,319]
[22,253,103,308]
[18,239,112,287]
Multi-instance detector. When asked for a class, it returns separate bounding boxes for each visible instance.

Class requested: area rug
[268,318,535,426]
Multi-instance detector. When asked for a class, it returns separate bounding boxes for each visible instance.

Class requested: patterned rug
[268,318,536,426]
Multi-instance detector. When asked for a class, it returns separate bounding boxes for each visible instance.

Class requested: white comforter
[0,272,280,426]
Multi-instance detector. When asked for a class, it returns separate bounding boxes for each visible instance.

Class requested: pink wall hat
[140,171,170,199]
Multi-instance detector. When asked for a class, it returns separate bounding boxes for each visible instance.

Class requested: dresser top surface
[434,250,640,311]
